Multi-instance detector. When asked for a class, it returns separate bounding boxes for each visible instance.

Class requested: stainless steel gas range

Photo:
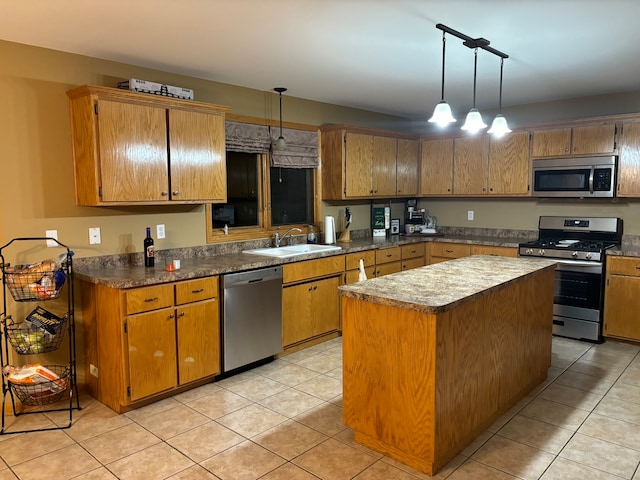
[519,216,623,342]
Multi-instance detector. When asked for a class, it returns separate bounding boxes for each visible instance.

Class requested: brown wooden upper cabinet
[488,131,531,195]
[320,126,420,200]
[617,121,640,196]
[67,85,229,206]
[453,136,490,195]
[531,124,616,158]
[420,138,453,195]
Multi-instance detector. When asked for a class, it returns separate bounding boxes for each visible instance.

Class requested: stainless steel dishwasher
[221,266,283,372]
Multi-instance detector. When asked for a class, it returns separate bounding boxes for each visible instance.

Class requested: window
[206,119,320,243]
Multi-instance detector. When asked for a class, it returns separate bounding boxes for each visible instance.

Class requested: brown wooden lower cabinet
[427,243,517,264]
[604,256,640,341]
[282,256,343,351]
[81,277,220,413]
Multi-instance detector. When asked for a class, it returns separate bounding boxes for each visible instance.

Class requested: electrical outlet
[467,210,474,221]
[156,224,166,239]
[89,364,99,378]
[45,229,58,247]
[89,227,101,245]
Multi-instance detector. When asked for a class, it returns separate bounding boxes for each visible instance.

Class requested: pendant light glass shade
[488,114,511,137]
[428,32,456,126]
[461,108,487,133]
[461,48,487,134]
[488,58,511,137]
[273,87,287,150]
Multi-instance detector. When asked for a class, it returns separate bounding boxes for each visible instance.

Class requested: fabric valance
[225,121,319,168]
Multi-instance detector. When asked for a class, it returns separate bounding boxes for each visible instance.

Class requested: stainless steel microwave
[532,156,616,198]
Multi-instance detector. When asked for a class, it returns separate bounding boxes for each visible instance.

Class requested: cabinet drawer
[283,255,344,284]
[429,243,471,259]
[175,277,218,305]
[470,245,518,257]
[126,284,174,315]
[402,257,425,271]
[607,256,640,277]
[345,250,376,270]
[401,243,426,260]
[345,266,376,284]
[375,247,401,264]
[376,261,402,277]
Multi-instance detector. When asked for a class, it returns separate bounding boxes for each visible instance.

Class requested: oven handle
[553,258,603,274]
[589,166,595,194]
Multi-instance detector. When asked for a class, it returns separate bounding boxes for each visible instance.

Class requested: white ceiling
[2,0,640,119]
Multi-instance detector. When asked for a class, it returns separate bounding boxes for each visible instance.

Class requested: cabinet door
[618,122,640,196]
[169,109,226,202]
[97,100,169,202]
[372,136,397,196]
[572,124,616,155]
[313,276,341,336]
[531,128,571,157]
[402,257,425,271]
[376,261,402,277]
[604,276,640,340]
[489,132,530,195]
[283,282,315,347]
[126,309,177,401]
[420,138,453,195]
[453,136,489,194]
[396,139,419,196]
[345,133,373,197]
[176,300,220,384]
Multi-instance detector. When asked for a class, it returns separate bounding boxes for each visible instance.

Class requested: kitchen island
[339,255,556,475]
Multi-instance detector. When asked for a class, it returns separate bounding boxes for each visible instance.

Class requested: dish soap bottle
[144,227,155,267]
[307,225,316,244]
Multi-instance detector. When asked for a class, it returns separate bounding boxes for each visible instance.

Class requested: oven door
[552,259,604,341]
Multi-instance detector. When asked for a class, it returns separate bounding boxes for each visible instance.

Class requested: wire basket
[5,316,68,355]
[4,261,66,302]
[7,365,70,406]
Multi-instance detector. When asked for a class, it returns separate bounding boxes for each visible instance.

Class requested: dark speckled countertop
[73,233,532,289]
[338,255,557,314]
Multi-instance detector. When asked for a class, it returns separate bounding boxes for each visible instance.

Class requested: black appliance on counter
[519,216,623,342]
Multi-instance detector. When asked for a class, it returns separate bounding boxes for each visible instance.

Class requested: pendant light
[488,57,512,137]
[428,31,456,126]
[461,48,487,134]
[273,87,287,150]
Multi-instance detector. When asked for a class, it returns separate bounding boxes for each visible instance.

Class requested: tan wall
[0,39,410,257]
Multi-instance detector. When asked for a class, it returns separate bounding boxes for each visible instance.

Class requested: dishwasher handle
[223,266,283,288]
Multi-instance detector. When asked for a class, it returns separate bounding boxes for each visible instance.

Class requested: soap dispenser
[307,225,316,244]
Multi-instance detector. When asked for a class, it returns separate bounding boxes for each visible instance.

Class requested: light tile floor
[0,336,639,479]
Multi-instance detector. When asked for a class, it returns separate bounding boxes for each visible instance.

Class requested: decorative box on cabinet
[67,85,229,206]
[81,276,220,413]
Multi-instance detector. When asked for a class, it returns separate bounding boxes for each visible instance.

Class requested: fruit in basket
[12,330,46,354]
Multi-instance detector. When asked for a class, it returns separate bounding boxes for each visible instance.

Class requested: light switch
[156,224,166,239]
[89,227,101,245]
[467,210,474,221]
[45,229,58,247]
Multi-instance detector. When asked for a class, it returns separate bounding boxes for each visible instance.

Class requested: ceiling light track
[435,24,508,59]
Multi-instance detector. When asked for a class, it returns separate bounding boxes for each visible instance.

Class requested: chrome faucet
[274,227,302,247]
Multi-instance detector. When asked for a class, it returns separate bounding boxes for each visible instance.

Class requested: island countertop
[338,255,557,314]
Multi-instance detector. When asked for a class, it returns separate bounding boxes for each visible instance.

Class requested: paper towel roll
[324,216,336,244]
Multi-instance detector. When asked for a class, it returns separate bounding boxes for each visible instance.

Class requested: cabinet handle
[172,191,180,196]
[144,297,159,303]
[386,253,392,258]
[308,286,313,292]
[445,250,453,253]
[191,288,205,293]
[178,311,185,317]
[410,249,416,254]
[169,313,175,319]
[161,191,168,196]
[636,265,640,269]
[313,285,318,291]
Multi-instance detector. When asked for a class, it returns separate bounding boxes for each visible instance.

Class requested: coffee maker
[405,199,425,226]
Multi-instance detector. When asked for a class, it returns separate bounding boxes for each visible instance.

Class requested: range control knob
[526,248,534,255]
[538,249,545,256]
[572,251,578,257]
[585,252,593,260]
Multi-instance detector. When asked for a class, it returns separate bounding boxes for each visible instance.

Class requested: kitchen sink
[243,244,342,258]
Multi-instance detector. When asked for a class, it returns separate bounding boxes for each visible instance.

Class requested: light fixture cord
[439,32,446,101]
[498,57,504,113]
[472,47,478,108]
[279,91,283,137]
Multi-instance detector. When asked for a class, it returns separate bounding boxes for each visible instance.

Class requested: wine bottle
[144,227,154,267]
